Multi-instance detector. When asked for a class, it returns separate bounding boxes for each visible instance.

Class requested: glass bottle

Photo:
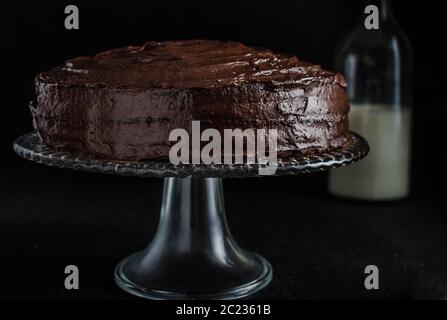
[328,0,414,200]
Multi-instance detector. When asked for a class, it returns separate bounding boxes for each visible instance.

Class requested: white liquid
[329,104,412,200]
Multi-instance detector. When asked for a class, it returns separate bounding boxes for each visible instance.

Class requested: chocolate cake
[31,40,351,160]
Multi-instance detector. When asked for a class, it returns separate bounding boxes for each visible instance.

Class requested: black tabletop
[1,158,446,300]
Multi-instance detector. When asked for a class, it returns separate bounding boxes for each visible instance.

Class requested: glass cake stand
[13,131,368,300]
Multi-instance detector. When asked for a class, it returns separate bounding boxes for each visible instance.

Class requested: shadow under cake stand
[13,131,368,300]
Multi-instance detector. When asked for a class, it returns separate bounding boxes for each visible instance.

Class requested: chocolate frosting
[40,40,346,89]
[33,40,351,161]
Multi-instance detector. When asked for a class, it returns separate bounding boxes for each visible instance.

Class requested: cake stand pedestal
[13,132,368,300]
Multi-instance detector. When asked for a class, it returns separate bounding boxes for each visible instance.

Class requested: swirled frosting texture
[40,40,346,89]
[33,40,351,160]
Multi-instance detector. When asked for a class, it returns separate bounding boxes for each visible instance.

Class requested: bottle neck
[366,0,394,21]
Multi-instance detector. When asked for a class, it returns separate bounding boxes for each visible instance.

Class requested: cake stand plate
[13,131,368,300]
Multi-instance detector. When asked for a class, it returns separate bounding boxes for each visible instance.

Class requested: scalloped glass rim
[13,131,369,178]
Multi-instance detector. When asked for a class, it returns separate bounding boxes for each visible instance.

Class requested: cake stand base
[114,177,272,300]
[13,131,368,300]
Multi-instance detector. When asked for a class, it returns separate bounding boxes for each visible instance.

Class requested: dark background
[1,0,446,300]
